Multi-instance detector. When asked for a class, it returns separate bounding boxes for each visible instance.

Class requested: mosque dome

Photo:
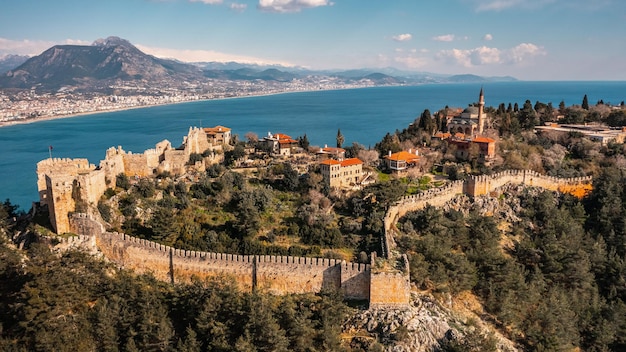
[462,106,479,115]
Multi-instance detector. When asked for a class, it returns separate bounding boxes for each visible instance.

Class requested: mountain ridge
[0,36,517,93]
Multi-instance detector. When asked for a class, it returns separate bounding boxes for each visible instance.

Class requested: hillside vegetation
[2,96,626,351]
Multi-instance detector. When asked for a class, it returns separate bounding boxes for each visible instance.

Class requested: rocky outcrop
[343,294,520,351]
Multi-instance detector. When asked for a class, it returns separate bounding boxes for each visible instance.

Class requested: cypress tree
[582,94,589,110]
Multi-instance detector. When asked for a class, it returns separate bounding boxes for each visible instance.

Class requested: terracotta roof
[472,136,496,143]
[320,159,341,166]
[273,133,293,140]
[319,147,345,154]
[385,151,420,163]
[433,131,451,139]
[340,158,363,167]
[278,139,298,145]
[204,125,231,133]
[453,132,467,139]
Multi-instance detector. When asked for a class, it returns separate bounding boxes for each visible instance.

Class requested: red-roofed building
[383,149,420,173]
[471,136,496,160]
[203,125,231,145]
[262,132,299,156]
[432,131,451,141]
[320,157,365,189]
[316,146,346,161]
[447,135,496,162]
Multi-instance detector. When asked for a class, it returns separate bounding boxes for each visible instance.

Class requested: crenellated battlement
[67,213,376,304]
[382,169,593,261]
[464,169,593,197]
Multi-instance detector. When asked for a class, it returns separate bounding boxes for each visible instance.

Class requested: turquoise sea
[1,81,625,211]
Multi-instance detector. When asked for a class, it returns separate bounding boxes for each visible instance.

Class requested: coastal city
[0,76,387,125]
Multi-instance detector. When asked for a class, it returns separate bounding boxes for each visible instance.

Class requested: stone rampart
[76,169,108,205]
[69,214,373,302]
[369,254,411,307]
[341,261,371,300]
[123,153,154,178]
[383,180,465,258]
[382,170,593,258]
[255,256,341,296]
[464,169,593,198]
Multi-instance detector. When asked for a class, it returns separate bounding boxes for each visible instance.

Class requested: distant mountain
[0,36,203,91]
[447,74,517,83]
[0,36,517,93]
[361,73,403,85]
[0,55,30,75]
[203,67,297,82]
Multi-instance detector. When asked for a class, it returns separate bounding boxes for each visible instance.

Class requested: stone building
[316,146,346,161]
[203,125,232,145]
[383,149,420,173]
[261,132,299,156]
[447,87,486,135]
[320,157,364,189]
[435,88,496,163]
[447,135,496,162]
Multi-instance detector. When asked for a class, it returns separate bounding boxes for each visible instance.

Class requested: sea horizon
[2,81,625,211]
[3,80,625,130]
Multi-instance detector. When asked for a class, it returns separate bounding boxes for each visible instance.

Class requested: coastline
[0,85,382,129]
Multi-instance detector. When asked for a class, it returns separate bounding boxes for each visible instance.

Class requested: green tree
[298,134,310,149]
[225,143,246,167]
[336,128,344,148]
[417,109,436,134]
[116,173,131,190]
[582,94,590,110]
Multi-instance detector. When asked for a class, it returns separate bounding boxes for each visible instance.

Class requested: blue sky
[1,0,625,80]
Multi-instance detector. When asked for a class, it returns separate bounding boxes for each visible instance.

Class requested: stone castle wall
[382,169,593,258]
[38,127,224,234]
[37,158,95,205]
[46,174,76,234]
[77,169,108,205]
[369,253,411,307]
[383,180,465,258]
[464,169,593,197]
[69,214,372,302]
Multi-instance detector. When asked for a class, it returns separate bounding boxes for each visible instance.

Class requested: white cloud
[475,0,523,11]
[473,0,567,12]
[230,2,247,11]
[394,55,428,69]
[189,0,223,4]
[505,42,545,63]
[257,0,333,13]
[392,33,412,42]
[433,34,455,42]
[483,33,493,41]
[470,46,501,65]
[0,37,90,56]
[136,44,294,66]
[436,43,544,67]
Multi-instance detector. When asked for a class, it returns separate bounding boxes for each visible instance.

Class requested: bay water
[1,81,625,211]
